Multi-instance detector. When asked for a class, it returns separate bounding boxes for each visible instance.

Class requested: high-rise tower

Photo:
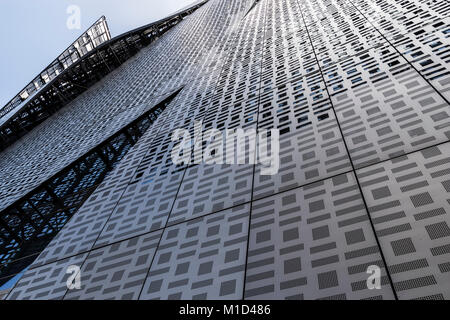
[1,0,450,300]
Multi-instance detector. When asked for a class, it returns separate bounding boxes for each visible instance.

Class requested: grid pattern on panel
[6,254,87,300]
[64,231,162,300]
[294,0,450,300]
[325,42,450,168]
[139,204,250,300]
[254,72,351,199]
[358,143,450,300]
[5,0,450,300]
[245,173,394,300]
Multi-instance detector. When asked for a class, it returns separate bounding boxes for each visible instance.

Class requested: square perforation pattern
[6,0,450,300]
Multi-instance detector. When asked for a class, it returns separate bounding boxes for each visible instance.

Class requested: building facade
[1,0,450,300]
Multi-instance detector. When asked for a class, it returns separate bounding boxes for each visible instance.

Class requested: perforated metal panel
[245,173,394,300]
[65,231,162,300]
[4,0,450,300]
[357,142,450,300]
[6,253,87,300]
[140,204,250,300]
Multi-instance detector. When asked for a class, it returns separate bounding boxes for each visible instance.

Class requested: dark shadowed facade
[1,0,450,300]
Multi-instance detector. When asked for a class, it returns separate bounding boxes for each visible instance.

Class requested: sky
[0,0,196,108]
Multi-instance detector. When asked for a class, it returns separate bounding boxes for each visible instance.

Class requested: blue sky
[0,0,196,108]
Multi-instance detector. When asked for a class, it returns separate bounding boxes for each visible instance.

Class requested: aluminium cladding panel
[64,231,163,300]
[93,168,184,247]
[327,0,450,100]
[261,0,312,83]
[254,72,352,200]
[168,163,254,226]
[296,3,387,69]
[392,19,450,102]
[6,253,87,300]
[351,0,450,39]
[244,172,395,300]
[139,204,250,300]
[357,142,450,300]
[325,42,450,169]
